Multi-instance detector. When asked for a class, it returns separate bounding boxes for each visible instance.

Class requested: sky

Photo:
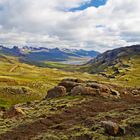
[0,0,140,52]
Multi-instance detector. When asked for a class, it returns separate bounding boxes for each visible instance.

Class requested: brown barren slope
[0,93,140,140]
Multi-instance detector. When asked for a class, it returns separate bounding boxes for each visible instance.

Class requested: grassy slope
[115,55,140,87]
[42,61,75,70]
[0,54,140,108]
[0,55,140,140]
[0,55,105,108]
[79,54,140,87]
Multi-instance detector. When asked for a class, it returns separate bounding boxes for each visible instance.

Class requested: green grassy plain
[0,54,140,108]
[0,55,104,108]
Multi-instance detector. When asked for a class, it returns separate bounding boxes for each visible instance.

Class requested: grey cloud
[0,0,140,51]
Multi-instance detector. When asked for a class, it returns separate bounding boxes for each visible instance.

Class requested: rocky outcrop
[86,82,121,98]
[87,83,110,93]
[46,79,121,99]
[71,85,97,96]
[58,79,83,92]
[87,82,112,98]
[46,86,67,99]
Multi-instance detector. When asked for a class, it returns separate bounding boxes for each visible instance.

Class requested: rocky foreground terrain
[0,78,140,140]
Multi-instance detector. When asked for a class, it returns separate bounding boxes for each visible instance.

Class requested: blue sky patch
[70,0,107,11]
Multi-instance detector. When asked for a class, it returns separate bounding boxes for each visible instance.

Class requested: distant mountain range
[0,45,100,63]
[0,44,140,85]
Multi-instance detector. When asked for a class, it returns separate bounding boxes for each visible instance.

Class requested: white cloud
[0,0,140,52]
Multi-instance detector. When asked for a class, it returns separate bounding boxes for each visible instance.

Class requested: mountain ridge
[81,44,140,73]
[0,45,100,62]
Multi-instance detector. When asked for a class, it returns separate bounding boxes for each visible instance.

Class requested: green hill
[80,45,140,87]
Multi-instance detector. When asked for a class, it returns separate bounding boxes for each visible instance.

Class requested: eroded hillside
[0,78,140,140]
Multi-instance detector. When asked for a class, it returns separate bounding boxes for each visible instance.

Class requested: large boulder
[3,105,25,118]
[87,83,110,93]
[59,81,80,92]
[71,85,97,96]
[101,121,124,136]
[87,83,111,98]
[46,86,67,99]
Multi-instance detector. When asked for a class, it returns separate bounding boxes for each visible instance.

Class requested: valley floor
[0,54,140,140]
